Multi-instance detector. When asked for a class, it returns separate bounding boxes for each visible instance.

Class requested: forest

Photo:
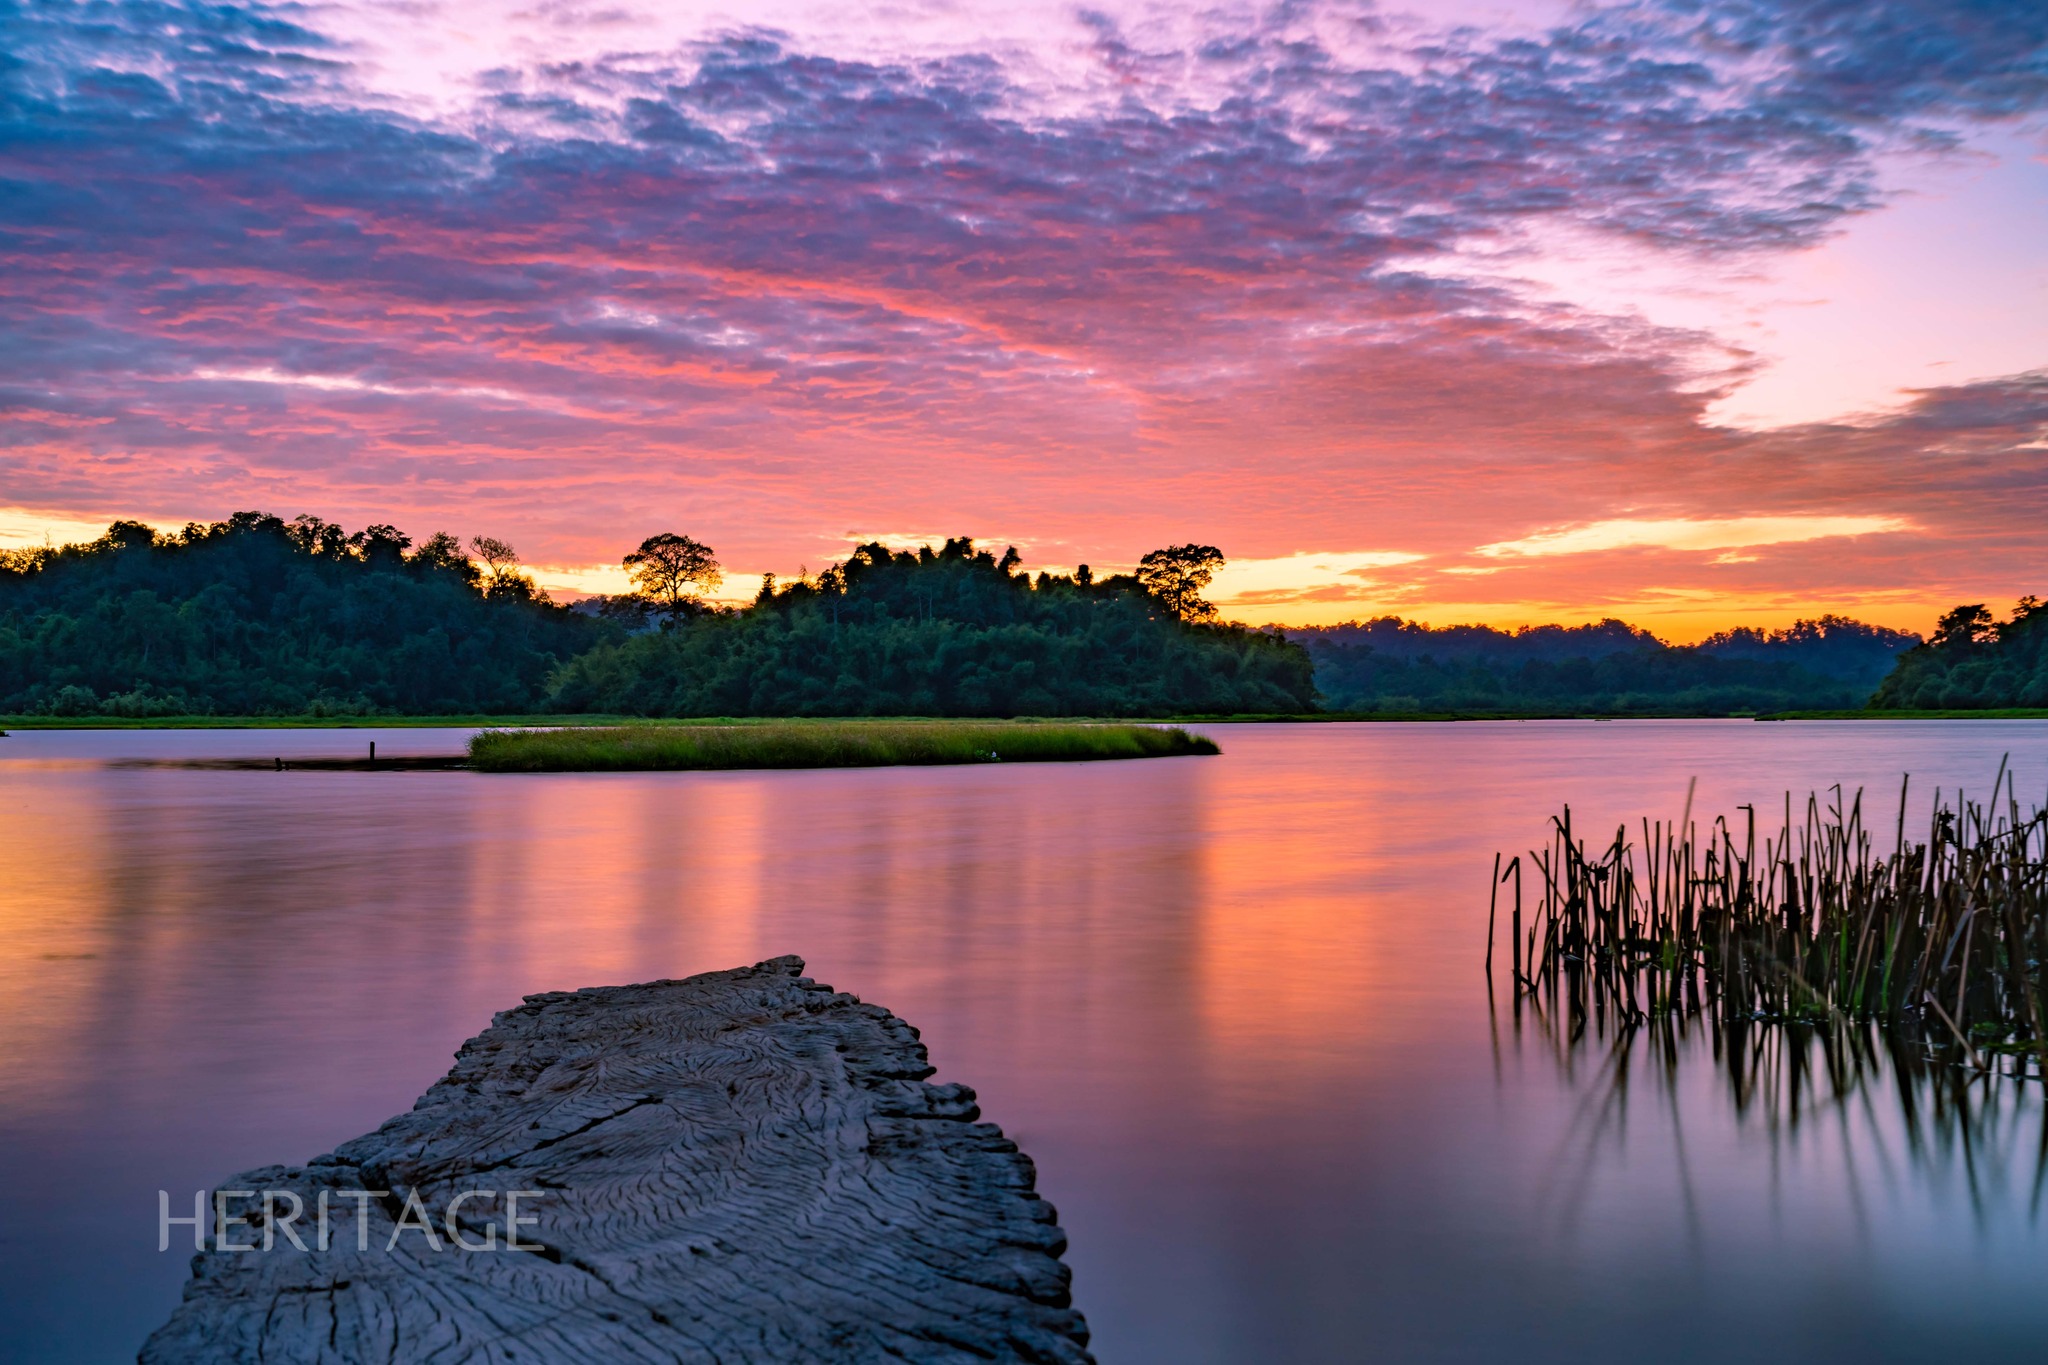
[552,539,1315,716]
[5,513,2031,717]
[0,512,596,715]
[0,519,1312,717]
[1869,598,2048,709]
[1294,615,1922,714]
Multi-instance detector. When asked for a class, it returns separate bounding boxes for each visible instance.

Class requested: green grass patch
[467,721,1217,772]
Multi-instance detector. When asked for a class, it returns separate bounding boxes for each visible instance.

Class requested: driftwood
[142,957,1091,1364]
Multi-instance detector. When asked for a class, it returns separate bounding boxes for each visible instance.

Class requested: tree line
[0,518,1306,716]
[554,536,1307,716]
[1292,614,1923,714]
[2,512,2038,716]
[1870,598,2048,709]
[0,513,593,715]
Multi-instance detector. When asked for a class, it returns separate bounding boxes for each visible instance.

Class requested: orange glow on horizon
[0,505,1959,642]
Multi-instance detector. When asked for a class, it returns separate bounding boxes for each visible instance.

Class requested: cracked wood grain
[141,956,1092,1365]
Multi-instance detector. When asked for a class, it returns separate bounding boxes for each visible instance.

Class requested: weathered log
[142,956,1091,1364]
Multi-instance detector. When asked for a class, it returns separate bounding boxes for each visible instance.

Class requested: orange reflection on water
[0,771,123,1109]
[9,723,2048,1365]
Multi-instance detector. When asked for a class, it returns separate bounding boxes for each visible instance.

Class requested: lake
[2,720,2045,1363]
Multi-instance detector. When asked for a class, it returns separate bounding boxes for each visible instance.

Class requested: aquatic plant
[468,720,1218,771]
[1499,978,2048,1231]
[1490,765,2048,1079]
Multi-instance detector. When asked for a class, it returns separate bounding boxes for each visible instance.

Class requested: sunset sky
[3,0,2045,636]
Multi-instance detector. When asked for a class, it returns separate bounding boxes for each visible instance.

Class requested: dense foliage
[2,511,1962,718]
[1870,598,2048,709]
[1294,614,1920,714]
[0,512,598,715]
[550,539,1316,716]
[1696,616,1922,693]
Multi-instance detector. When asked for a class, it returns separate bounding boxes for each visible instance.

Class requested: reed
[1490,767,2048,1079]
[468,721,1217,771]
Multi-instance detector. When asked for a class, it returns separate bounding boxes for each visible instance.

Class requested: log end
[142,956,1093,1364]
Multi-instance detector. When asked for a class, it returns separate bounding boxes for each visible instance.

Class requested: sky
[2,0,2045,637]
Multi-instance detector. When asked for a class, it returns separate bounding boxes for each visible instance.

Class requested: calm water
[3,721,2046,1363]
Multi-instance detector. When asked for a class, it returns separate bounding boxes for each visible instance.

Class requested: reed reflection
[1494,765,2048,1245]
[1504,988,2048,1240]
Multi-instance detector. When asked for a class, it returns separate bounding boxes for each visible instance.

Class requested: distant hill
[1695,616,1923,694]
[1290,614,1920,714]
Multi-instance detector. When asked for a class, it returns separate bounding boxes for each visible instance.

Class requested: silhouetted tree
[97,520,159,551]
[1137,544,1224,622]
[466,535,545,601]
[287,514,348,558]
[624,533,722,620]
[468,535,516,580]
[1871,595,2048,709]
[349,523,412,565]
[411,532,480,585]
[1930,603,1996,649]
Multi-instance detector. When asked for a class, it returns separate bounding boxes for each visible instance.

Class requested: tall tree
[468,535,544,600]
[1136,544,1224,622]
[469,535,518,582]
[410,532,479,584]
[624,533,723,619]
[1930,603,1995,648]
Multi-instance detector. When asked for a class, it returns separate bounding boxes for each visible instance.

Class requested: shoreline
[13,720,1220,772]
[468,721,1216,771]
[8,709,2048,731]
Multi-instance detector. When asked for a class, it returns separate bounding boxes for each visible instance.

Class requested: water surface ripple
[2,721,2044,1363]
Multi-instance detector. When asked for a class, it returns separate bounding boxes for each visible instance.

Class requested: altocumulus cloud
[0,0,2045,629]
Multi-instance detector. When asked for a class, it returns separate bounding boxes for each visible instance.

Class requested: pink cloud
[2,1,2045,636]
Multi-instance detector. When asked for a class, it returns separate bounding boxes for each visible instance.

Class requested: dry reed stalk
[1489,768,2048,1080]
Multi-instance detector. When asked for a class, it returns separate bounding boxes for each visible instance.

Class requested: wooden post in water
[368,740,375,765]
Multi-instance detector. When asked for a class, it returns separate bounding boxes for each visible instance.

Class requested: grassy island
[466,721,1217,772]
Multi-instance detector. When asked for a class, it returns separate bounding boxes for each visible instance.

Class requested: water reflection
[1504,985,2048,1249]
[5,722,2048,1362]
